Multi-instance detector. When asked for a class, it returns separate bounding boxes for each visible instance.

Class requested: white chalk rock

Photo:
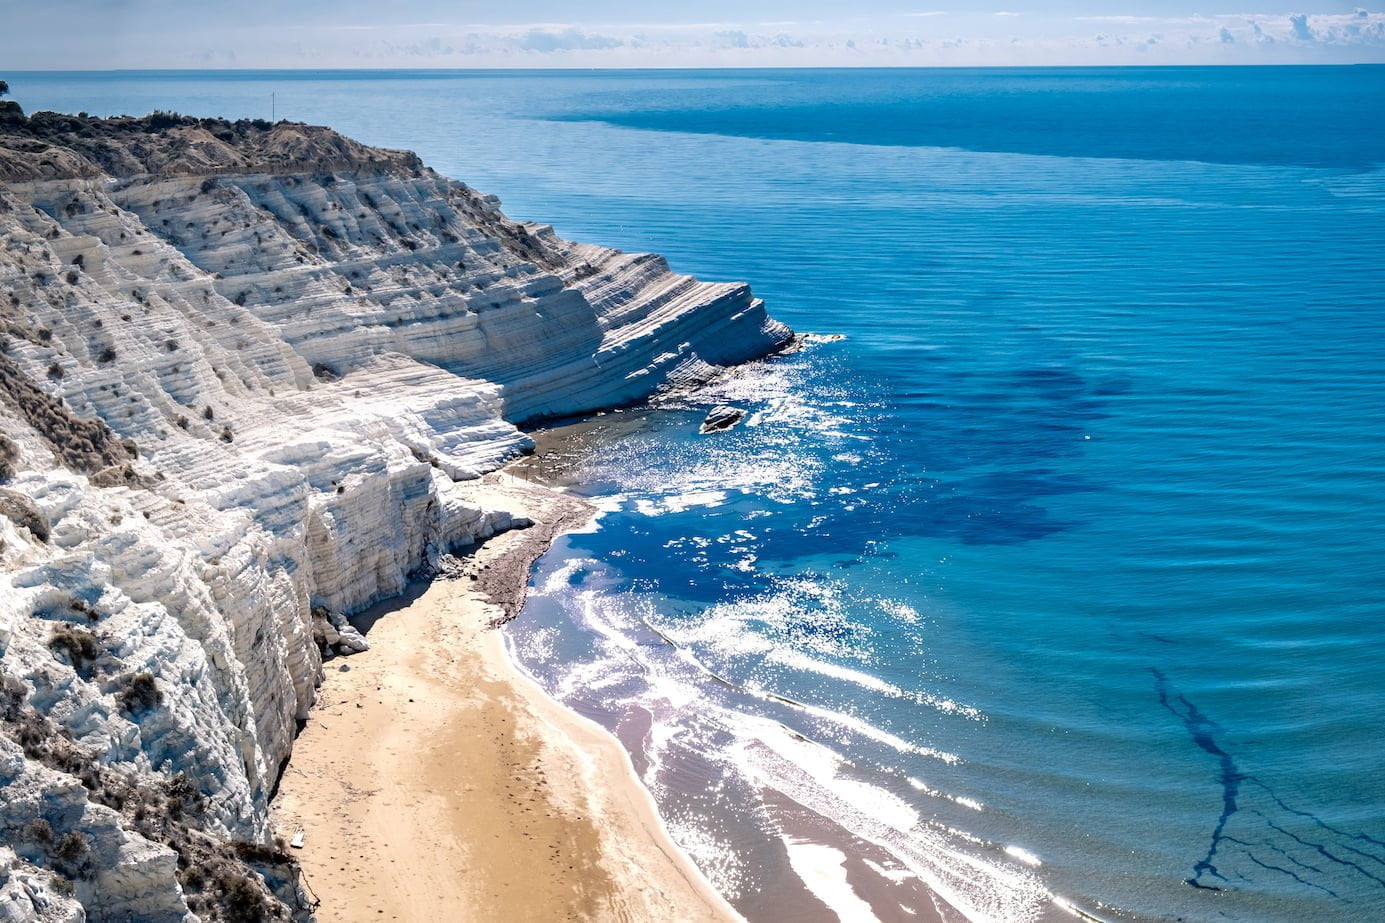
[327,612,369,655]
[0,848,85,923]
[0,120,790,917]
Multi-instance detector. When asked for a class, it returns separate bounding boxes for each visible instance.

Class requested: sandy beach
[272,474,738,922]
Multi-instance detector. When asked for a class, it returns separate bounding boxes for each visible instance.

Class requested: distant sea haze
[17,66,1385,921]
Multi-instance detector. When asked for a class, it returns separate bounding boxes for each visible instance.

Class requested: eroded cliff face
[0,112,791,921]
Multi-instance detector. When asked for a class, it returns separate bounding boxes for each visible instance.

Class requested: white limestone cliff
[0,112,791,920]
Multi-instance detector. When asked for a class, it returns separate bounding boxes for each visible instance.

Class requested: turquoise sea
[11,67,1385,921]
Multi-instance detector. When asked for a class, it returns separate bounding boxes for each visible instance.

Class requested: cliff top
[0,103,423,182]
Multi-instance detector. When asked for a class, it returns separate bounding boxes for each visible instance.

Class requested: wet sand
[272,473,738,922]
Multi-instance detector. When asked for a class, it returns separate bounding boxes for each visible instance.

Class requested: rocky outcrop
[699,405,745,434]
[0,110,791,919]
[0,846,84,923]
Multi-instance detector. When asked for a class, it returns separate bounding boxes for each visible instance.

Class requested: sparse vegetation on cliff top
[0,83,423,181]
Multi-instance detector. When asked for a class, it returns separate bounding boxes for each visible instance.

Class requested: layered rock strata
[0,110,791,920]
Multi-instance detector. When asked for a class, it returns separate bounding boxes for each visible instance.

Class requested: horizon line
[8,61,1385,75]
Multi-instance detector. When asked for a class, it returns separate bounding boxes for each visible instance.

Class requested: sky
[2,1,1384,68]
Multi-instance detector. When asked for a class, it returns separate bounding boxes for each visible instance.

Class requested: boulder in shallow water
[700,405,745,434]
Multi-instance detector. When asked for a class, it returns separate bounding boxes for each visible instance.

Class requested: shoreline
[492,413,1034,923]
[271,472,739,922]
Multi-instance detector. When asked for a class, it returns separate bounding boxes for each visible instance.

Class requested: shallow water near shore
[14,67,1385,921]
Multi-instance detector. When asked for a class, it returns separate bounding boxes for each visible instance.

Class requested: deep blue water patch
[550,66,1385,169]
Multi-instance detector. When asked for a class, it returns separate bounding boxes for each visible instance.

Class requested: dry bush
[0,433,16,481]
[49,625,100,673]
[0,674,27,721]
[116,672,161,714]
[52,832,92,879]
[23,818,54,846]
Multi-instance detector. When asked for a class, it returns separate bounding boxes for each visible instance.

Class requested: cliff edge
[0,104,791,921]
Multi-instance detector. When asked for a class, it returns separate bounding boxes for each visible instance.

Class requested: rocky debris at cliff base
[700,405,745,434]
[311,607,368,657]
[413,517,536,585]
[422,554,470,581]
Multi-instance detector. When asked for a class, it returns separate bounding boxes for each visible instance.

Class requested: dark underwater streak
[1239,848,1343,900]
[1259,838,1326,876]
[1248,777,1385,868]
[1259,815,1385,889]
[1152,668,1242,890]
[1155,668,1385,903]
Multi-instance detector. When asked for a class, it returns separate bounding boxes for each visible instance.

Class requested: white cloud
[519,27,623,52]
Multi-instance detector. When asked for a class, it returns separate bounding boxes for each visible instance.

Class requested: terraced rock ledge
[0,105,791,921]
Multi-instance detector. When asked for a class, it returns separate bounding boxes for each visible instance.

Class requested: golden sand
[272,477,737,922]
